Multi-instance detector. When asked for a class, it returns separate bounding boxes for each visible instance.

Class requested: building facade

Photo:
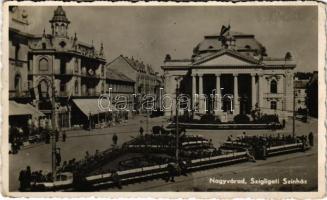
[294,78,309,111]
[162,26,295,121]
[27,6,106,129]
[9,6,137,130]
[106,67,135,112]
[106,55,162,111]
[307,71,318,117]
[9,6,31,101]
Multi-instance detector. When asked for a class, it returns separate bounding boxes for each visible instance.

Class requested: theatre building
[162,26,295,121]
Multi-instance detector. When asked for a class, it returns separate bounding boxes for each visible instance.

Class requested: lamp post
[51,58,57,181]
[175,76,182,162]
[292,82,296,138]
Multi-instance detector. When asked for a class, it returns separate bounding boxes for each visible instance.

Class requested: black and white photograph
[2,2,325,198]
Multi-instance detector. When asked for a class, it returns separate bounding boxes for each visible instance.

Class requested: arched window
[38,80,49,98]
[271,101,277,110]
[74,59,79,73]
[39,58,49,71]
[270,80,277,93]
[75,80,79,95]
[14,74,22,94]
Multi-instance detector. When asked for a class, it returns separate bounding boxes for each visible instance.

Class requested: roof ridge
[192,49,260,65]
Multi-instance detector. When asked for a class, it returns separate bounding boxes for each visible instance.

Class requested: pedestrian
[139,126,144,136]
[85,151,90,161]
[55,130,59,142]
[23,166,32,190]
[166,162,177,182]
[112,133,118,146]
[45,132,50,144]
[62,131,66,142]
[246,148,256,162]
[111,170,122,189]
[309,132,314,146]
[56,149,61,167]
[178,160,188,176]
[19,169,26,191]
[242,132,246,139]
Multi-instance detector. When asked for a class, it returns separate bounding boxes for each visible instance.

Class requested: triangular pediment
[194,51,259,66]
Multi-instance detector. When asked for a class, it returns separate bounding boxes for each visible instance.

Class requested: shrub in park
[257,114,280,124]
[233,114,250,123]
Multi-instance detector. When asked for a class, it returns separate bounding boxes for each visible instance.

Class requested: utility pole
[292,82,295,138]
[51,58,57,181]
[146,107,149,134]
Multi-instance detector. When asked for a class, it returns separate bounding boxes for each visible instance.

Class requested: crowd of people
[9,116,70,155]
[226,131,314,149]
[58,148,122,176]
[18,166,54,191]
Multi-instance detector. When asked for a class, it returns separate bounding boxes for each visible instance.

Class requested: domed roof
[49,6,70,24]
[192,27,267,60]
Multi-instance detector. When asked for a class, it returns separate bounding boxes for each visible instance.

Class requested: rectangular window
[271,101,277,110]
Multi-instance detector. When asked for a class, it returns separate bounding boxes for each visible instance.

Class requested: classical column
[192,74,197,108]
[258,74,263,109]
[198,74,204,113]
[233,73,239,115]
[251,73,256,110]
[215,73,222,113]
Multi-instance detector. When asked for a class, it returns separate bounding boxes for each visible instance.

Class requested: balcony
[9,90,31,98]
[263,93,284,100]
[81,91,101,97]
[80,70,100,79]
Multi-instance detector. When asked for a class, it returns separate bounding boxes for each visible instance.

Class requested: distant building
[105,67,135,112]
[106,55,162,111]
[294,77,309,111]
[306,71,318,117]
[162,25,295,121]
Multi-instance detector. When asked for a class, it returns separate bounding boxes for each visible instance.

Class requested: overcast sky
[22,6,317,73]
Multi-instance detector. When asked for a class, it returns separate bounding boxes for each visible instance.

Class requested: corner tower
[49,6,70,37]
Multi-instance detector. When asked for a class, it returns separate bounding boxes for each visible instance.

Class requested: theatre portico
[162,26,295,121]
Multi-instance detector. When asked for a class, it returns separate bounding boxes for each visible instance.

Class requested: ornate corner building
[9,6,136,130]
[161,26,295,121]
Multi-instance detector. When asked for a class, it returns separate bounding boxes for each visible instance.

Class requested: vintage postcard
[1,1,326,198]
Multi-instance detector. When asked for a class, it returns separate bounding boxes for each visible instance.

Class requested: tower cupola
[49,6,70,37]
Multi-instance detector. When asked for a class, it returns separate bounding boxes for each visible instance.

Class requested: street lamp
[292,82,296,138]
[50,58,58,181]
[175,76,182,162]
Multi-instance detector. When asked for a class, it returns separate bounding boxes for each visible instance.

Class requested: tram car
[31,172,73,191]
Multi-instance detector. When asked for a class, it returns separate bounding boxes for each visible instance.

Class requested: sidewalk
[19,115,169,150]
